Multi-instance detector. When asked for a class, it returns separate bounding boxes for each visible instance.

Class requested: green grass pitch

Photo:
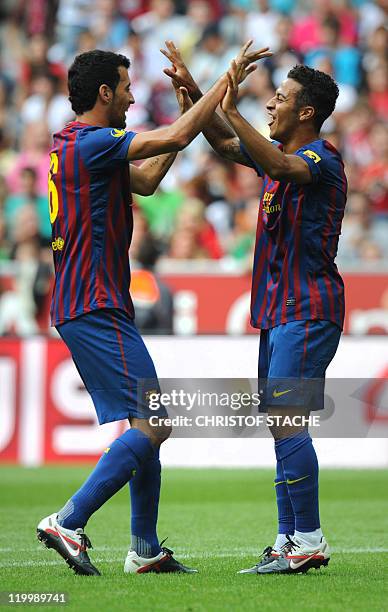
[1,466,388,611]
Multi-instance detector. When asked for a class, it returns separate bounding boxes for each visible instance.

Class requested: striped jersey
[49,121,137,326]
[241,139,347,330]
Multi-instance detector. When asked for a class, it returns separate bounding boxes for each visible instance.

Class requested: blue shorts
[258,319,341,411]
[57,308,164,425]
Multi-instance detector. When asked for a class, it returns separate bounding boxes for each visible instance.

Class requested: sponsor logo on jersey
[263,192,274,204]
[52,236,65,251]
[145,389,159,401]
[110,128,126,138]
[263,192,281,214]
[303,149,321,163]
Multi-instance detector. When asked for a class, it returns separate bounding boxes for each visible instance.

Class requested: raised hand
[220,60,240,115]
[220,43,272,114]
[161,40,200,99]
[171,77,193,114]
[233,40,272,85]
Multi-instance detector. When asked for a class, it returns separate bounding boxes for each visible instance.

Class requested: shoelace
[252,545,274,568]
[280,535,299,556]
[160,537,174,557]
[261,546,273,559]
[75,529,93,550]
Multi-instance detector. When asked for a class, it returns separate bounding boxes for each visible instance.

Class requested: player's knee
[130,416,172,447]
[267,407,308,440]
[149,421,172,446]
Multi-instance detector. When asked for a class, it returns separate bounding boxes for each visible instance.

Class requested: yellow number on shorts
[48,152,59,224]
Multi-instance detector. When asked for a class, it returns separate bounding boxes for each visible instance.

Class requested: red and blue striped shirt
[49,121,137,326]
[241,139,347,330]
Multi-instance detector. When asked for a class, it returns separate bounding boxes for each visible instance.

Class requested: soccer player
[36,47,267,576]
[163,42,346,574]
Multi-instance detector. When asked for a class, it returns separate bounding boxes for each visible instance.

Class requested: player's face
[109,66,135,129]
[266,78,302,143]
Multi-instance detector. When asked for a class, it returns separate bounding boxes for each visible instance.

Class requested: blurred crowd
[0,0,387,333]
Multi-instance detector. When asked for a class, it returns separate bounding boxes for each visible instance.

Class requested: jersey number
[48,152,59,224]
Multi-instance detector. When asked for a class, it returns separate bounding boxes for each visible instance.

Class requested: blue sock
[57,429,154,530]
[275,431,320,533]
[274,460,295,536]
[129,448,161,557]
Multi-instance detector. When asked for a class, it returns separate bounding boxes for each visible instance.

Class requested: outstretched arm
[221,61,312,184]
[130,155,177,195]
[161,40,272,165]
[127,73,228,160]
[130,83,191,195]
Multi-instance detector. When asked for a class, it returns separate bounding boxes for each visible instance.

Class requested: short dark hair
[287,65,339,131]
[68,50,130,115]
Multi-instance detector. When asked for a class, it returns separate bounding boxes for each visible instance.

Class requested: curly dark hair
[287,65,339,131]
[68,50,130,115]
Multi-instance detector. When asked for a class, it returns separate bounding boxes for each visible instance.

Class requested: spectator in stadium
[9,204,44,259]
[0,174,7,211]
[342,101,376,167]
[314,55,357,113]
[131,0,188,84]
[130,208,173,334]
[304,14,362,88]
[178,0,216,59]
[4,167,51,240]
[337,191,388,263]
[117,0,148,21]
[357,0,387,42]
[0,14,24,86]
[173,198,224,259]
[73,30,99,57]
[245,0,280,51]
[362,25,388,73]
[117,28,154,130]
[56,0,95,56]
[263,15,302,88]
[167,226,207,260]
[0,129,17,178]
[89,0,129,51]
[358,238,384,262]
[19,33,66,95]
[293,0,359,55]
[366,61,388,120]
[359,122,388,215]
[0,205,43,336]
[20,72,73,134]
[201,153,236,239]
[227,196,258,263]
[190,22,240,91]
[0,209,9,260]
[0,76,15,133]
[11,0,59,39]
[6,122,50,196]
[135,182,185,240]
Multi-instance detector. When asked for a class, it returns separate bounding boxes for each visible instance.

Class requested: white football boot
[239,534,330,574]
[124,543,198,574]
[37,513,100,575]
